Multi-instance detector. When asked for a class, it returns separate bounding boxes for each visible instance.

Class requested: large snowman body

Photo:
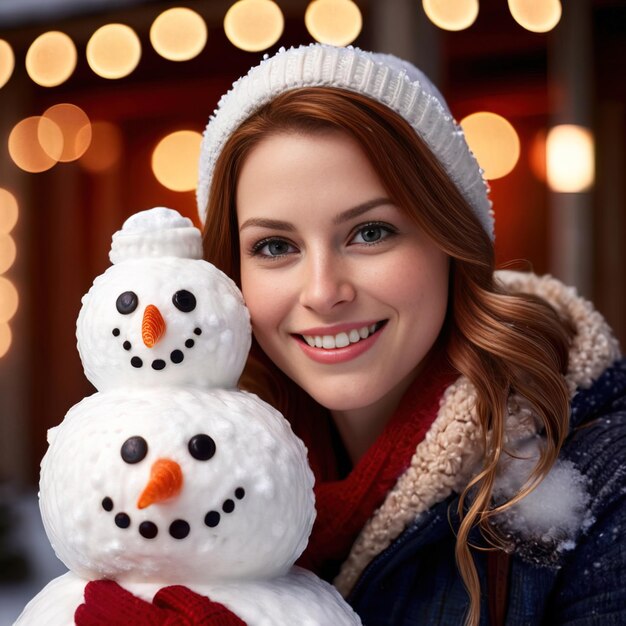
[15,208,361,626]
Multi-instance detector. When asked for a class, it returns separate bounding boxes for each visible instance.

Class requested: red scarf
[299,349,457,579]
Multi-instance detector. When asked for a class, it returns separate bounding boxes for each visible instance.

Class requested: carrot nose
[137,458,183,509]
[142,305,166,348]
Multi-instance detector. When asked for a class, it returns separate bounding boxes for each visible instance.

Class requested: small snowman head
[40,387,315,584]
[77,208,250,391]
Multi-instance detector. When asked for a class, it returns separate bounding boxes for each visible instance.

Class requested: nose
[137,458,183,509]
[298,252,356,314]
[142,304,166,347]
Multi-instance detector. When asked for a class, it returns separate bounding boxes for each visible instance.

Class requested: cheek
[240,268,287,340]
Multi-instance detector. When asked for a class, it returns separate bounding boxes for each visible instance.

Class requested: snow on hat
[197,44,493,238]
[109,206,203,264]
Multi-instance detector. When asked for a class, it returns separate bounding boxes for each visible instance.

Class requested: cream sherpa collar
[334,271,621,595]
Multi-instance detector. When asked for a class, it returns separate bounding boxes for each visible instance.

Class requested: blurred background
[0,0,624,622]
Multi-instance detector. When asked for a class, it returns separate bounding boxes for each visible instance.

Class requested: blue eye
[253,238,296,257]
[351,223,395,245]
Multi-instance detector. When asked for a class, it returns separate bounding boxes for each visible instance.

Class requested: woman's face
[236,130,449,416]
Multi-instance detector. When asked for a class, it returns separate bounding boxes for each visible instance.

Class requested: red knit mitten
[155,585,247,625]
[75,580,247,626]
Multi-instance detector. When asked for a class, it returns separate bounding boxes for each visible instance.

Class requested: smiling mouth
[297,320,387,349]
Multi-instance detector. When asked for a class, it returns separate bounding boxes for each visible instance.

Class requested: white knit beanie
[197,44,493,238]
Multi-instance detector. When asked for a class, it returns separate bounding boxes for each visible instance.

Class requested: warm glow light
[0,39,15,89]
[0,189,18,234]
[305,0,363,46]
[422,0,479,31]
[0,323,11,358]
[150,7,208,61]
[508,0,561,33]
[87,24,141,79]
[546,124,594,192]
[78,121,123,173]
[42,104,92,162]
[460,112,521,180]
[0,277,18,322]
[25,31,77,87]
[0,234,16,274]
[151,130,202,192]
[9,116,63,173]
[224,0,284,52]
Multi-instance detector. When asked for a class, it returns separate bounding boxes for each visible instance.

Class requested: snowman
[15,208,361,626]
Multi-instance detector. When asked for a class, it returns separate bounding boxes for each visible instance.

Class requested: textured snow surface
[493,438,593,552]
[40,388,315,584]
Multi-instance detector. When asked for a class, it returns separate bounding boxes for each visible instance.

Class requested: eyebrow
[238,197,393,232]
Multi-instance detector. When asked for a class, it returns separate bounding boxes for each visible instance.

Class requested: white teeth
[302,324,382,350]
[335,332,350,348]
[322,335,335,349]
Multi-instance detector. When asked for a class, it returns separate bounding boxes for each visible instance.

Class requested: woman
[199,45,626,625]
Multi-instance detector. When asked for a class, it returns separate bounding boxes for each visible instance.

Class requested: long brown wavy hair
[202,87,572,625]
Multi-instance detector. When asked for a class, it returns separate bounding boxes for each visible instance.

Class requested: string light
[0,322,11,358]
[87,24,141,79]
[546,125,594,192]
[0,234,16,274]
[224,0,284,52]
[460,112,520,180]
[8,116,63,173]
[42,104,92,162]
[150,7,208,61]
[0,39,15,89]
[25,31,77,87]
[0,189,18,234]
[305,0,362,46]
[151,130,203,192]
[422,0,479,32]
[0,276,18,323]
[508,0,562,33]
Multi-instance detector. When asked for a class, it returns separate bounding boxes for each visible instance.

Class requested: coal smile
[111,326,203,370]
[100,486,246,540]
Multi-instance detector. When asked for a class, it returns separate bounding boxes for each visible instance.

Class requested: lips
[293,320,387,364]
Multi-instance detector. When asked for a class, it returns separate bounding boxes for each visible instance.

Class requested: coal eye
[172,290,196,313]
[188,434,216,461]
[121,436,148,464]
[116,291,138,315]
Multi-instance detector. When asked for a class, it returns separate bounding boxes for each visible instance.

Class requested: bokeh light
[0,234,16,274]
[305,0,363,46]
[0,323,11,359]
[150,7,208,61]
[422,0,479,32]
[0,39,15,89]
[8,116,63,173]
[151,130,202,192]
[87,24,141,79]
[42,104,92,162]
[460,112,521,180]
[508,0,562,33]
[224,0,284,52]
[0,277,18,323]
[546,124,594,192]
[78,121,123,173]
[25,31,77,87]
[0,189,18,234]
